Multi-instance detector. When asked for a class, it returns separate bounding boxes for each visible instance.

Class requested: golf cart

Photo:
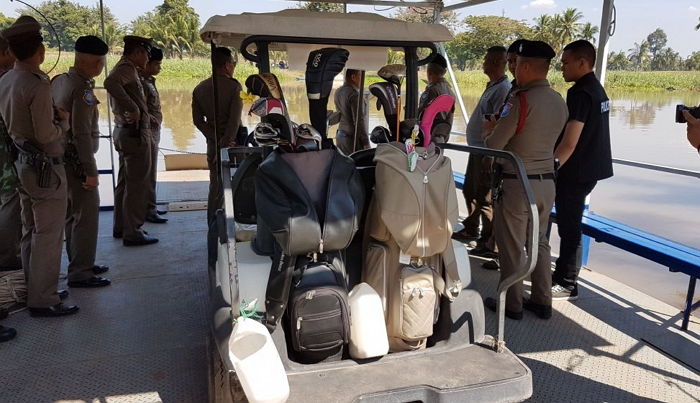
[203,9,538,402]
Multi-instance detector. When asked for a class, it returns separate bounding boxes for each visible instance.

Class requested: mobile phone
[676,104,700,124]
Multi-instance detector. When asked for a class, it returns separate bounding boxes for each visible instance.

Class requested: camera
[675,105,700,123]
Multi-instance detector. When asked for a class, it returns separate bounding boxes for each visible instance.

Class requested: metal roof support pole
[595,0,615,85]
[98,0,116,194]
[405,47,418,119]
[433,5,470,128]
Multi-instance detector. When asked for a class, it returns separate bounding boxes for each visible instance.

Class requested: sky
[0,0,698,57]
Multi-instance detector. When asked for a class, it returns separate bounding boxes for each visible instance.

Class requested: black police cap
[149,47,163,61]
[123,35,152,52]
[429,54,447,69]
[516,40,556,60]
[75,35,108,56]
[1,15,42,44]
[507,39,527,54]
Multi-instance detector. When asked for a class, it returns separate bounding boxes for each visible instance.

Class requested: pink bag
[419,94,455,146]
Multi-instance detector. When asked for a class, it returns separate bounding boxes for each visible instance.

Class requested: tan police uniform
[0,22,70,308]
[485,79,568,313]
[104,52,152,241]
[417,77,455,144]
[333,82,369,155]
[51,67,101,281]
[143,74,162,217]
[192,73,242,264]
[0,66,21,270]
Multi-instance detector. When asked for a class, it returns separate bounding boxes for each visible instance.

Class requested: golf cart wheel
[208,334,247,403]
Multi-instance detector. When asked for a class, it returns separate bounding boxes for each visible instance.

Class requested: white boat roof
[199,9,454,49]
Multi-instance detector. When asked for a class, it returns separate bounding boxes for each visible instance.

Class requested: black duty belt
[17,153,64,165]
[502,172,555,180]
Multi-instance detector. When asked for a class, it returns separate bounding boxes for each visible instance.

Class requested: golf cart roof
[199,9,453,49]
[282,0,499,12]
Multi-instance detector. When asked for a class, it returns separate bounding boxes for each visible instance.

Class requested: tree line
[0,0,206,59]
[0,0,697,71]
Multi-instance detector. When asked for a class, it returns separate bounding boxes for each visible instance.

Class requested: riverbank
[43,53,700,91]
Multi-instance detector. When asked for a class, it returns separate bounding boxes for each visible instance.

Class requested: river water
[90,82,699,315]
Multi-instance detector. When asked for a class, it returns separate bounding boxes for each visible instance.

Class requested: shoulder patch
[600,100,610,113]
[500,102,513,118]
[83,89,98,106]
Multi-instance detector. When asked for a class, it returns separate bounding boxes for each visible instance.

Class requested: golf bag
[363,142,462,352]
[305,48,349,138]
[255,147,364,362]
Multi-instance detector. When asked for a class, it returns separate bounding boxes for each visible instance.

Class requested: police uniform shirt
[418,77,456,116]
[465,75,511,147]
[192,74,242,147]
[143,75,162,128]
[51,67,100,176]
[485,79,568,174]
[557,71,613,183]
[104,58,149,126]
[334,82,367,137]
[0,62,68,157]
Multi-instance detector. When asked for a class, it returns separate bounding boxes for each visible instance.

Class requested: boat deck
[1,207,698,402]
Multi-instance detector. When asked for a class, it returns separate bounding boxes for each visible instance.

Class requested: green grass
[451,70,700,91]
[42,53,700,91]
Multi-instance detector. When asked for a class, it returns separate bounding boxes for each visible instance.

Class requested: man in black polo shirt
[552,40,613,300]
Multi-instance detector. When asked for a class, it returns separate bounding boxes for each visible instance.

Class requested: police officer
[0,34,19,272]
[142,47,167,224]
[453,46,510,250]
[333,69,368,155]
[483,40,568,320]
[105,35,158,246]
[191,47,242,266]
[0,34,18,341]
[417,53,455,144]
[52,35,111,287]
[551,40,613,301]
[0,16,78,317]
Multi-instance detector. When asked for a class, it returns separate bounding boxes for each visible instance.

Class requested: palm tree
[554,8,584,49]
[580,23,599,44]
[628,40,650,70]
[532,14,554,43]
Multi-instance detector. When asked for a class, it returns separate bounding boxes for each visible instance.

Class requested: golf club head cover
[249,97,287,118]
[419,94,455,146]
[245,73,286,106]
[369,82,399,138]
[305,48,349,138]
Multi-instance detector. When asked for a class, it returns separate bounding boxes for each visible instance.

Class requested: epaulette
[31,71,50,83]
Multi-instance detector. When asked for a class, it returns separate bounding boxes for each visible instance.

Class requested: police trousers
[552,179,597,289]
[146,127,161,216]
[462,154,493,242]
[15,160,67,308]
[65,163,99,281]
[495,177,555,313]
[0,189,22,270]
[335,129,369,156]
[113,129,152,239]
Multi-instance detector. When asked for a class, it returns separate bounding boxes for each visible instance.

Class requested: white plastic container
[348,283,390,359]
[228,317,290,403]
